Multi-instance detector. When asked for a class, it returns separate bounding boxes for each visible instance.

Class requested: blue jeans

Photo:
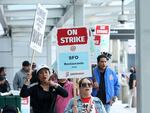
[104,104,111,113]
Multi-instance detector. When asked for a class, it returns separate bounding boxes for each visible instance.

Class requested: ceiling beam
[12,32,49,37]
[56,0,86,27]
[7,18,56,26]
[56,5,73,27]
[85,6,135,16]
[0,5,8,29]
[12,32,31,37]
[0,0,71,5]
[45,0,84,38]
[12,27,50,33]
[45,5,73,38]
[85,0,111,4]
[86,14,134,20]
[45,5,73,39]
[5,8,65,18]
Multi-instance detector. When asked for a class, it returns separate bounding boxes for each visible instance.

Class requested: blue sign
[59,52,89,71]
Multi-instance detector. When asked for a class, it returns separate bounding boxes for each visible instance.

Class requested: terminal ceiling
[0,0,135,38]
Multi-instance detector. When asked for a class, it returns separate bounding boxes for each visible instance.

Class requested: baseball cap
[36,64,50,75]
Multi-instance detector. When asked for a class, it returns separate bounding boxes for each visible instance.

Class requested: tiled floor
[110,100,137,113]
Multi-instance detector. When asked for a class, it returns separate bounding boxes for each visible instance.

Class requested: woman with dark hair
[0,76,11,93]
[0,67,11,93]
[64,77,106,113]
[0,67,6,76]
[20,64,68,113]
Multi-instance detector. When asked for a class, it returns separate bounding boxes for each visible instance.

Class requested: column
[136,0,150,113]
[73,1,84,26]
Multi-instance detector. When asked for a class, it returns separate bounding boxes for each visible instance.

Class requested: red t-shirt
[81,96,98,113]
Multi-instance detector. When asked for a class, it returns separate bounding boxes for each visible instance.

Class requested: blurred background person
[30,62,38,84]
[0,75,11,93]
[13,60,31,90]
[55,78,74,113]
[31,62,36,71]
[126,66,136,108]
[0,67,11,93]
[0,67,6,76]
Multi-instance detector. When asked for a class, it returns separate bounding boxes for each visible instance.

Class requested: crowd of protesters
[0,53,137,113]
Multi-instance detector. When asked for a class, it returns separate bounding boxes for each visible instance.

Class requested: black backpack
[2,105,19,113]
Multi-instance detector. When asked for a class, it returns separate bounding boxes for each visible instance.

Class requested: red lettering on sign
[95,25,109,35]
[57,27,88,46]
[94,35,101,45]
[21,97,28,105]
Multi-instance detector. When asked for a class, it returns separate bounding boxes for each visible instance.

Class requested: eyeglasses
[81,83,92,88]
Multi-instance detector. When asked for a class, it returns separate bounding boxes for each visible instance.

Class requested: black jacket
[0,80,11,93]
[20,83,68,113]
[129,72,136,89]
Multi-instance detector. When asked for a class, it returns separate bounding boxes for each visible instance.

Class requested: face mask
[130,69,134,73]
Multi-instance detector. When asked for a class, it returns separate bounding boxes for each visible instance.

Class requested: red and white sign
[90,25,110,64]
[95,25,110,52]
[56,27,91,79]
[57,27,88,46]
[21,97,29,105]
[21,97,30,113]
[95,25,109,35]
[94,35,101,45]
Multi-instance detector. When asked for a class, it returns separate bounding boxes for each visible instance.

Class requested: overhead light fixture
[118,0,128,24]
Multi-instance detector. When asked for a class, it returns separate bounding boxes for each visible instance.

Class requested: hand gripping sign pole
[30,3,48,76]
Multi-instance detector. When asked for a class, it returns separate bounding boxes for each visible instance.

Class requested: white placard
[128,39,136,54]
[30,4,48,53]
[21,97,30,113]
[95,24,110,52]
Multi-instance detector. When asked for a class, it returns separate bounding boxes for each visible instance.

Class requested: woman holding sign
[20,64,68,113]
[64,77,106,113]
